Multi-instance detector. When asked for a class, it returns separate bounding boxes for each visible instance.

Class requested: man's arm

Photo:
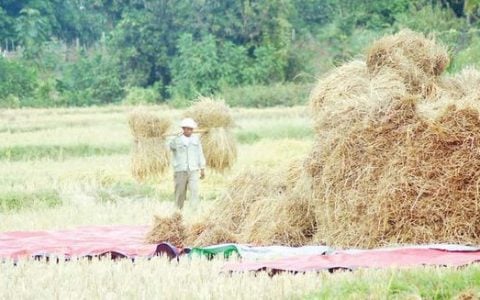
[169,137,177,151]
[198,139,206,179]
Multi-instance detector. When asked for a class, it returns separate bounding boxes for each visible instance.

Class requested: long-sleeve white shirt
[169,134,206,172]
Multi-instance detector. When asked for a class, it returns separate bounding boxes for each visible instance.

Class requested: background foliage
[0,0,479,107]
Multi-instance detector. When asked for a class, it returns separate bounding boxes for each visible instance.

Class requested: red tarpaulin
[0,225,179,260]
[224,248,480,273]
[3,226,480,272]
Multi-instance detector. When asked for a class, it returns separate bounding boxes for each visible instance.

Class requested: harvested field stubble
[148,30,480,248]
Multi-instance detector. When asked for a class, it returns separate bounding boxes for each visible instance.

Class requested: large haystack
[128,109,171,181]
[309,96,480,247]
[306,30,480,247]
[184,97,237,172]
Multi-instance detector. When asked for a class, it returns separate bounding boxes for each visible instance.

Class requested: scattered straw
[185,161,317,247]
[145,212,185,247]
[184,221,209,246]
[192,225,237,247]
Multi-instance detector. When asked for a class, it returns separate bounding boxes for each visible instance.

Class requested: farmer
[169,118,206,209]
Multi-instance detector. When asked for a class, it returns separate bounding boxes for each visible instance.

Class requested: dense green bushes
[219,83,311,107]
[0,58,37,107]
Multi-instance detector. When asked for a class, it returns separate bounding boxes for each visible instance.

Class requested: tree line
[0,0,479,108]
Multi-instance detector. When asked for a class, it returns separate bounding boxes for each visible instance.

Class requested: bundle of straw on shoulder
[128,109,171,181]
[184,97,237,173]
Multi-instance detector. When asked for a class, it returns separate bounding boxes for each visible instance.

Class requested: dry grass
[0,256,323,300]
[1,257,479,299]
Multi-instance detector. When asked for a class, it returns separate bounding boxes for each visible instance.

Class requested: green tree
[464,0,480,23]
[56,50,123,106]
[169,34,221,99]
[15,8,49,58]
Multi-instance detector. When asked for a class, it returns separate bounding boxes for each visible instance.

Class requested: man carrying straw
[170,118,206,210]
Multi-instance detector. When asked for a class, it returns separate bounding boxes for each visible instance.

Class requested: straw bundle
[131,138,170,180]
[309,61,406,133]
[128,110,171,138]
[366,29,449,96]
[145,212,186,247]
[128,110,171,180]
[200,127,237,172]
[417,67,480,121]
[185,97,234,128]
[449,67,480,99]
[309,60,368,113]
[185,97,237,172]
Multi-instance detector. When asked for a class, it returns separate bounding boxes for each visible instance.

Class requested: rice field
[1,105,479,299]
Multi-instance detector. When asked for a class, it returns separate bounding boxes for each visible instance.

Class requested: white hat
[180,118,198,129]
